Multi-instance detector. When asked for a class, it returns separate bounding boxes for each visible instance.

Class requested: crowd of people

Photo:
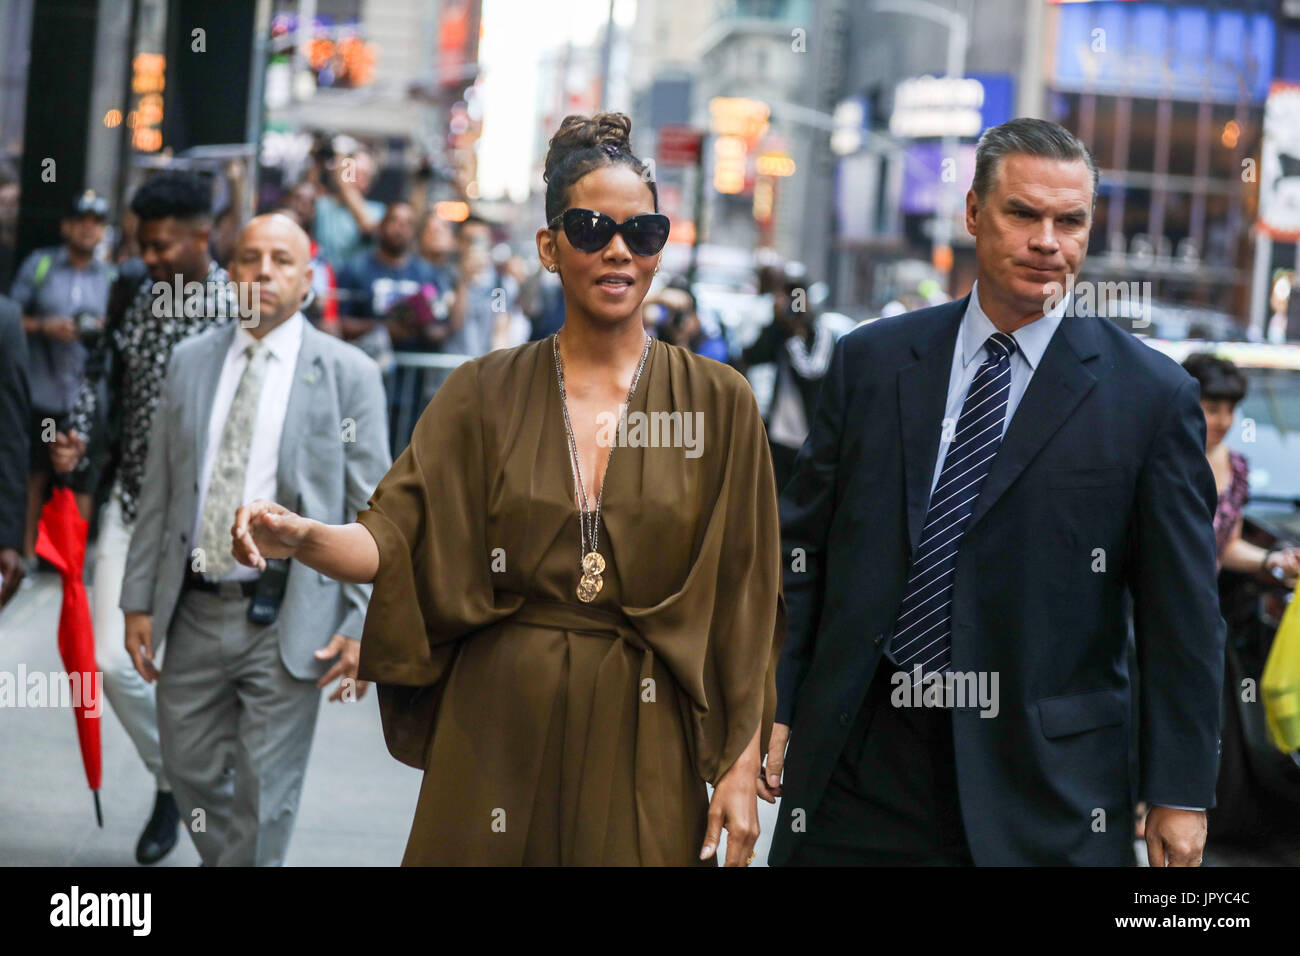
[0,131,835,864]
[0,142,837,578]
[7,109,1286,869]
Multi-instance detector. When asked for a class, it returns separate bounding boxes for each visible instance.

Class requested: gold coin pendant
[577,571,603,603]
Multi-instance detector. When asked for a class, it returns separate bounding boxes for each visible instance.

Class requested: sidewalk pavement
[0,568,779,866]
[11,566,1294,866]
[0,568,421,866]
[11,565,1296,866]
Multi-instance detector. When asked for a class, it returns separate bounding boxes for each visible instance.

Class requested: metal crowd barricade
[387,352,472,455]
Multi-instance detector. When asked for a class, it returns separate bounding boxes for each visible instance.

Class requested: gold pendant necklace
[553,330,651,602]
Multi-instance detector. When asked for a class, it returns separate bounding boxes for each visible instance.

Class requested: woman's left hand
[701,735,762,866]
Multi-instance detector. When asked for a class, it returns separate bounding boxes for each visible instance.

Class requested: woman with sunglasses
[230,112,785,866]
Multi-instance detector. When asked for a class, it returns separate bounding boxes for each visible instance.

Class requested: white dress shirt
[192,313,305,581]
[928,281,1067,500]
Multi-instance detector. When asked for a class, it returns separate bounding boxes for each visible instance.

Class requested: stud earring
[548,264,557,273]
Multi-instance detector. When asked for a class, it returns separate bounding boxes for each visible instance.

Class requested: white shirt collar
[961,280,1069,371]
[232,311,305,363]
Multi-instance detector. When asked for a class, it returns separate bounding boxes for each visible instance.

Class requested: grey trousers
[157,588,322,866]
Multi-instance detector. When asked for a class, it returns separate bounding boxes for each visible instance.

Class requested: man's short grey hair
[971,117,1099,205]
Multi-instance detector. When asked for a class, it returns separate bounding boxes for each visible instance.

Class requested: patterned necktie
[198,340,268,580]
[890,331,1018,676]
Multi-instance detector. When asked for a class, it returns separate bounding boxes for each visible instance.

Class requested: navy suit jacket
[769,295,1225,866]
[0,295,30,551]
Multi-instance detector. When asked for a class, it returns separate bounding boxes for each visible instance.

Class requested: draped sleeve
[700,377,788,785]
[356,358,502,769]
[623,361,787,788]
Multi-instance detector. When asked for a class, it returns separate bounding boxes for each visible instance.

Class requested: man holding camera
[642,279,729,363]
[312,142,385,269]
[10,190,112,562]
[740,266,834,492]
[335,200,440,368]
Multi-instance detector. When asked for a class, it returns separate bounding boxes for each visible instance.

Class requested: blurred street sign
[713,135,746,194]
[1259,81,1300,241]
[832,97,869,156]
[1051,2,1272,105]
[890,75,984,139]
[708,97,769,143]
[756,152,795,177]
[658,125,703,166]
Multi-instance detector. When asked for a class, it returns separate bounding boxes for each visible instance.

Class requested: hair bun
[543,112,633,182]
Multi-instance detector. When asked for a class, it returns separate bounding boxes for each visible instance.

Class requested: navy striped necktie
[889,331,1018,676]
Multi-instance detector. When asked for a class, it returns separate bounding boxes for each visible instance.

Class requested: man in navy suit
[761,118,1224,866]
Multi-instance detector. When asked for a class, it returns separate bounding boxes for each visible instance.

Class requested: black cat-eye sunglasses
[547,208,671,257]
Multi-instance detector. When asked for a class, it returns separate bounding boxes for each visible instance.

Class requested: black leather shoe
[135,790,179,864]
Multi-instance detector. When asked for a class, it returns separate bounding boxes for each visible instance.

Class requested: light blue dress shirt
[928,280,1066,500]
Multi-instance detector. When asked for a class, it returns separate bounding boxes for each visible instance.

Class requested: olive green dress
[355,336,785,865]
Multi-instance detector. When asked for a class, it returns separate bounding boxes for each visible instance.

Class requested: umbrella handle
[93,789,103,828]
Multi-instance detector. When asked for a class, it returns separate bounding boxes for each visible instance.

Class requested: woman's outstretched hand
[232,498,314,571]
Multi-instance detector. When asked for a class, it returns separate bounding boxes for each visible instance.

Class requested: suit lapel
[191,324,236,486]
[898,297,967,554]
[277,323,325,508]
[967,313,1101,530]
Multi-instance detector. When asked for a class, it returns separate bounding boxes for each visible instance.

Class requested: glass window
[1161,189,1192,255]
[1091,96,1118,170]
[1089,189,1110,241]
[1128,98,1158,172]
[1209,104,1241,179]
[1168,101,1200,177]
[1203,193,1232,266]
[1101,183,1127,252]
[1050,91,1080,140]
[1123,186,1152,247]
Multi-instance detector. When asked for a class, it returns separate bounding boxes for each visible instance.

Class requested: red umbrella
[35,483,102,826]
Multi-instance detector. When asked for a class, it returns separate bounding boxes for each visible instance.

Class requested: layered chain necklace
[552,330,653,603]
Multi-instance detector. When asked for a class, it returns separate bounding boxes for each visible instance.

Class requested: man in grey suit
[119,214,391,866]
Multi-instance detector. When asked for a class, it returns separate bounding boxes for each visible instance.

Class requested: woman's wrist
[719,731,764,783]
[292,517,326,564]
[715,759,759,792]
[1260,549,1277,573]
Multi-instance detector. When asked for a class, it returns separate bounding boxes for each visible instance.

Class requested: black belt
[183,568,258,598]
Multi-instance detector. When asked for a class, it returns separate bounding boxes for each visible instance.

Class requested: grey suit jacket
[119,317,392,680]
